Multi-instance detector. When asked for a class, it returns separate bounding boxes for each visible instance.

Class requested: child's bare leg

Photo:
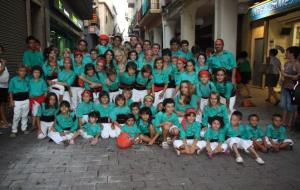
[149,125,156,138]
[247,146,261,159]
[139,134,152,143]
[149,133,159,145]
[162,124,170,141]
[90,137,99,145]
[279,142,290,150]
[170,128,179,140]
[253,140,268,153]
[232,144,241,158]
[70,131,81,141]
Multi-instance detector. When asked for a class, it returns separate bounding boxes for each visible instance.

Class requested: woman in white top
[0,45,10,128]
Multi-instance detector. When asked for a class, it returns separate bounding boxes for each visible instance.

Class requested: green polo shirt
[196,81,217,98]
[42,63,59,78]
[176,71,198,86]
[137,119,151,134]
[8,76,29,94]
[266,124,287,140]
[174,94,198,113]
[202,104,229,127]
[245,124,264,140]
[153,111,180,133]
[178,121,201,140]
[37,103,57,117]
[225,124,247,139]
[119,72,136,85]
[76,101,94,117]
[207,50,237,70]
[23,50,43,67]
[93,103,115,118]
[204,127,226,142]
[29,78,48,97]
[110,106,131,122]
[121,124,141,138]
[135,72,153,89]
[152,69,169,84]
[178,49,193,60]
[214,81,234,99]
[58,69,76,86]
[82,123,101,137]
[96,44,112,56]
[55,112,78,133]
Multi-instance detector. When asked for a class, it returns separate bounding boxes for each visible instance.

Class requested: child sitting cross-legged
[173,108,206,156]
[69,111,101,145]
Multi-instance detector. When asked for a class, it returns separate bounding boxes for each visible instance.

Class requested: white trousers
[49,84,70,103]
[173,139,206,149]
[70,87,84,110]
[38,121,54,139]
[132,89,148,103]
[220,95,236,113]
[109,90,121,103]
[265,138,294,146]
[31,100,41,117]
[207,142,228,152]
[226,137,253,150]
[48,130,74,144]
[101,123,121,139]
[79,129,93,139]
[154,90,165,107]
[165,88,175,99]
[12,100,29,133]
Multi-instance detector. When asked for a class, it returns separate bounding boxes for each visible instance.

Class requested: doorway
[252,38,264,87]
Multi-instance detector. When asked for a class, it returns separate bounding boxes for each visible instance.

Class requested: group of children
[5,35,295,165]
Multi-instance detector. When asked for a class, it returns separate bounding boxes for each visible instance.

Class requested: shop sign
[250,0,300,21]
[53,0,83,29]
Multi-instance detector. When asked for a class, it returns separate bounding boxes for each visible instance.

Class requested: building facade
[240,0,300,87]
[0,0,92,73]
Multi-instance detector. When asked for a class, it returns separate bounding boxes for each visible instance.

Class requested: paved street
[0,88,300,190]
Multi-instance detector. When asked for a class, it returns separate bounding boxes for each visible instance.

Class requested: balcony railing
[142,0,160,16]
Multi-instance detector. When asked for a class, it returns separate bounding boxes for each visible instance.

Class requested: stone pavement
[0,88,300,190]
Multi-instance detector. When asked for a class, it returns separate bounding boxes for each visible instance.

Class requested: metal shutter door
[0,0,27,74]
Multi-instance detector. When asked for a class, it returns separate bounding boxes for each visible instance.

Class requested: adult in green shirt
[207,39,237,83]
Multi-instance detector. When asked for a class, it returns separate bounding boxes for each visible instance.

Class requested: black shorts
[240,72,251,84]
[0,88,8,104]
[265,74,279,87]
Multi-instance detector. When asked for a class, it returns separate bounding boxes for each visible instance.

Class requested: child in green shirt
[137,107,159,145]
[205,116,228,158]
[265,114,294,151]
[76,90,94,127]
[9,65,30,137]
[69,111,101,145]
[245,114,268,153]
[48,101,78,144]
[226,111,264,165]
[37,93,58,139]
[29,66,48,130]
[173,109,206,156]
[153,98,180,149]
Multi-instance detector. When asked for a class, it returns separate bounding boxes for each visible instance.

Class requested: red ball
[116,133,134,149]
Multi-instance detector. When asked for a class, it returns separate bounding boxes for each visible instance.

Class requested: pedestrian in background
[0,45,10,129]
[237,51,251,98]
[265,49,281,105]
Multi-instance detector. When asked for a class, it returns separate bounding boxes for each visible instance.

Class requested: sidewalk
[0,87,299,190]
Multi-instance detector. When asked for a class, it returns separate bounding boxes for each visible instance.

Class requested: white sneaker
[236,156,244,163]
[255,157,265,165]
[175,149,180,156]
[196,149,201,155]
[162,141,169,149]
[37,133,46,140]
[166,137,172,145]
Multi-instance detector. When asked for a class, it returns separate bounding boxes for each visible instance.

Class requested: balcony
[139,0,162,27]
